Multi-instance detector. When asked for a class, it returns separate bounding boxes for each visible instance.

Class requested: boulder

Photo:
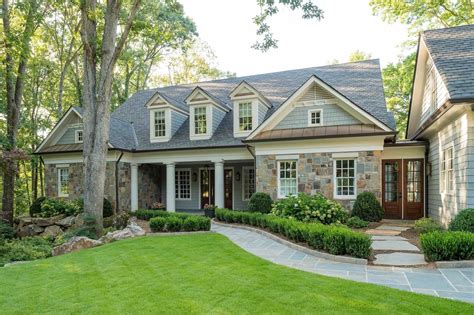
[41,225,63,238]
[52,236,102,256]
[56,216,75,228]
[17,224,44,237]
[99,220,145,243]
[32,214,65,227]
[17,216,33,229]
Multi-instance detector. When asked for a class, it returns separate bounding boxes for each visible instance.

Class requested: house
[36,58,428,220]
[406,24,474,226]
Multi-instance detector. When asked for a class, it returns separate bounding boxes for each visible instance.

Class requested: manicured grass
[0,234,472,314]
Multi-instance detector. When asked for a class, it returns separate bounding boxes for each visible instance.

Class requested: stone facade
[138,164,162,209]
[256,151,381,210]
[45,161,131,211]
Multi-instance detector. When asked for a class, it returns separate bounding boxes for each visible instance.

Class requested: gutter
[115,151,124,215]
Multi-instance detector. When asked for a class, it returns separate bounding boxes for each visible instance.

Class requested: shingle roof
[422,24,474,101]
[108,59,393,151]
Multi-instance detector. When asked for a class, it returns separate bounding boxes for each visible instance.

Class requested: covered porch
[128,147,255,212]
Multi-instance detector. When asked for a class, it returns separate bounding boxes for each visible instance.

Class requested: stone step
[374,252,427,266]
[372,240,420,252]
[365,229,401,236]
[375,225,411,231]
[370,235,407,241]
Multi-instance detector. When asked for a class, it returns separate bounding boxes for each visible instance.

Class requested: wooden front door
[404,159,424,220]
[382,160,403,219]
[200,169,214,208]
[224,169,233,209]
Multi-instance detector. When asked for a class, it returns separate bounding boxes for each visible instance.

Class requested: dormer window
[308,109,323,126]
[238,102,253,131]
[194,106,207,135]
[75,130,83,143]
[154,110,166,137]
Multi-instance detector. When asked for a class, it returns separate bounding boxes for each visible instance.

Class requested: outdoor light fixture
[236,171,241,181]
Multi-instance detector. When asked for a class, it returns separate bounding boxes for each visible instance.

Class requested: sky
[179,0,412,76]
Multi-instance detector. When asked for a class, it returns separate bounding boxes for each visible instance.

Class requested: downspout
[115,151,124,216]
[424,142,429,218]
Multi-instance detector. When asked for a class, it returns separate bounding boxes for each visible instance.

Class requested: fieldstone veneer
[256,151,381,210]
[45,162,131,211]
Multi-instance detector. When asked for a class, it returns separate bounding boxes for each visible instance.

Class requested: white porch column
[214,160,224,208]
[131,163,139,212]
[166,162,176,212]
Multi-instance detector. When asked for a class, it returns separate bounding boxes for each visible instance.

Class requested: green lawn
[0,234,472,314]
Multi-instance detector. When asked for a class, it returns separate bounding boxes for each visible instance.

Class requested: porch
[130,160,255,212]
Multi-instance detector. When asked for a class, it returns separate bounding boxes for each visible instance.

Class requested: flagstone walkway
[212,223,474,303]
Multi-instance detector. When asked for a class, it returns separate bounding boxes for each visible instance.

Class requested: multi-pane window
[175,169,191,199]
[243,167,256,200]
[58,168,69,197]
[239,102,253,131]
[308,109,322,126]
[194,107,207,134]
[335,159,356,197]
[154,110,166,137]
[75,130,83,143]
[278,161,297,197]
[441,147,454,193]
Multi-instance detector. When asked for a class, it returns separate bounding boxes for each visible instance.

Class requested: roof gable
[229,81,272,108]
[185,86,230,112]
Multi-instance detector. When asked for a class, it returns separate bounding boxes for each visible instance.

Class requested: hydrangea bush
[271,193,348,225]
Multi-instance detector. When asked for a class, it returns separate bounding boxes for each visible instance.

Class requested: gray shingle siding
[57,127,81,145]
[274,103,360,130]
[171,111,187,136]
[427,108,474,226]
[212,107,226,134]
[258,103,268,124]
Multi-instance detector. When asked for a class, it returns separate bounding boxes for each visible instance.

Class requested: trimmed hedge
[346,216,369,229]
[414,218,442,234]
[420,231,474,261]
[149,213,210,233]
[215,208,371,259]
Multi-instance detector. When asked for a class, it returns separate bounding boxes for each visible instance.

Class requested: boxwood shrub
[351,192,384,222]
[414,218,442,234]
[215,208,371,259]
[449,208,474,233]
[420,231,474,261]
[248,192,273,213]
[149,213,210,233]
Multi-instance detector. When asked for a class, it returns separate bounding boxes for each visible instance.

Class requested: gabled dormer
[229,81,272,137]
[185,87,228,140]
[146,92,188,143]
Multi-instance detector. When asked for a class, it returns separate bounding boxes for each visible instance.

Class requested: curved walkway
[211,223,474,303]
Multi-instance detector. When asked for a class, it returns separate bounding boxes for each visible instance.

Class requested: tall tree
[252,0,324,51]
[1,0,44,224]
[348,50,372,62]
[80,0,141,231]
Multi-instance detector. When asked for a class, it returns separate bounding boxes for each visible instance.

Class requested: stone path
[369,224,426,267]
[212,223,474,303]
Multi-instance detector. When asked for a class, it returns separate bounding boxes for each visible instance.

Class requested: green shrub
[166,217,183,232]
[183,216,199,231]
[149,217,167,232]
[39,198,68,218]
[421,231,474,261]
[0,237,53,266]
[103,198,113,218]
[248,192,273,213]
[135,209,174,221]
[351,192,384,222]
[0,220,15,240]
[271,193,348,225]
[346,216,369,229]
[30,196,47,217]
[215,208,371,259]
[449,208,474,233]
[415,218,442,234]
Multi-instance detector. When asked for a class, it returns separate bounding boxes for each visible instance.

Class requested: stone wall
[45,161,131,211]
[138,164,162,209]
[256,151,381,210]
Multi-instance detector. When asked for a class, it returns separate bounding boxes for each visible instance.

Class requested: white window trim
[308,109,323,127]
[175,168,192,200]
[333,159,357,200]
[74,129,83,143]
[242,166,256,201]
[57,167,69,197]
[277,160,298,199]
[233,99,258,137]
[150,108,171,142]
[190,104,212,140]
[440,145,454,195]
